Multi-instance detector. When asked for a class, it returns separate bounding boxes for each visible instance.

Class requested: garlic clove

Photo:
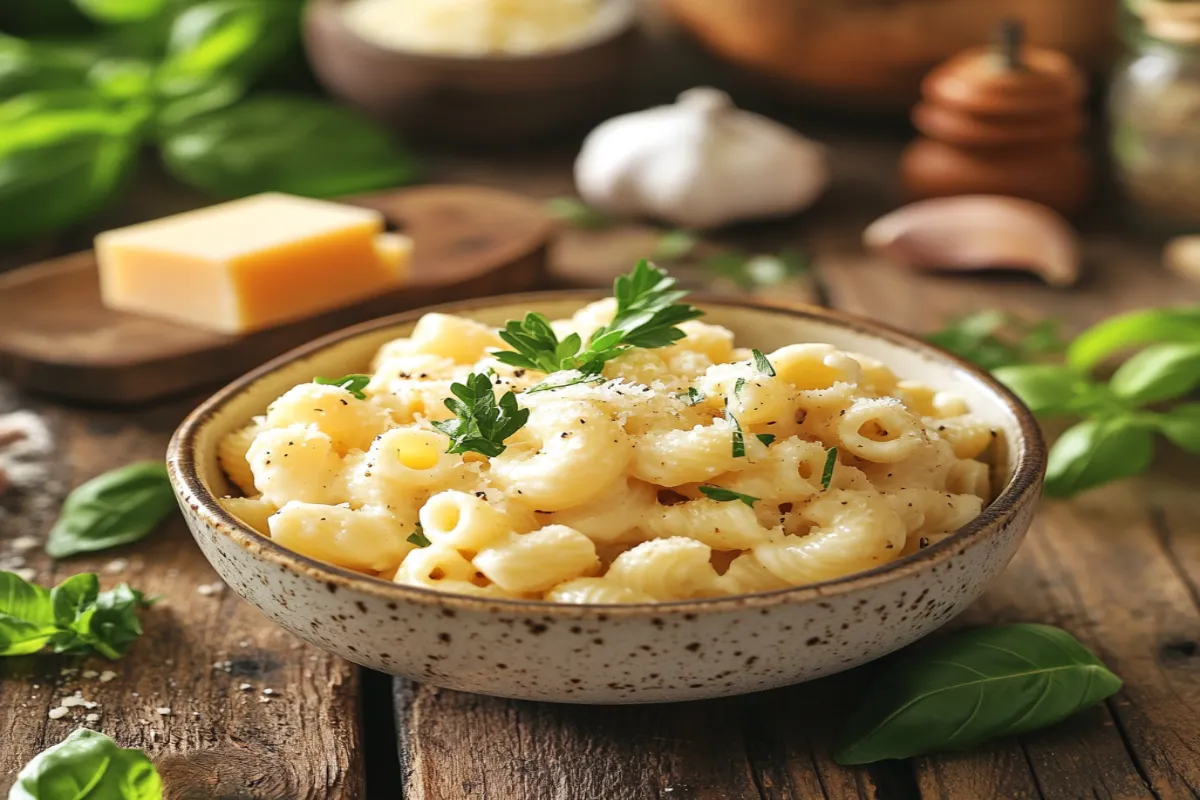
[863,196,1081,287]
[1164,236,1200,283]
[573,86,829,230]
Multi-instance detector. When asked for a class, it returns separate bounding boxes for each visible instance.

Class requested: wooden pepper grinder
[900,20,1090,215]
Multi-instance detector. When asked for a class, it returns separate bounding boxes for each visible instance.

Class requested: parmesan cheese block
[96,193,412,335]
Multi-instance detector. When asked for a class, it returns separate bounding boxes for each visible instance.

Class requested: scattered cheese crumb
[82,670,98,679]
[61,695,90,708]
[99,671,117,683]
[47,707,69,720]
[261,688,276,696]
[239,683,253,691]
[155,707,171,716]
[10,536,39,553]
[196,581,225,597]
[85,713,100,723]
[103,558,129,574]
[259,696,271,703]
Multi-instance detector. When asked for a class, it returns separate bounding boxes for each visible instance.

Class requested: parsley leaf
[734,377,746,398]
[756,433,776,446]
[727,402,745,458]
[0,571,151,660]
[680,387,706,406]
[698,485,760,507]
[752,349,776,376]
[314,374,370,400]
[431,373,530,458]
[493,261,703,376]
[821,446,839,490]
[407,525,431,547]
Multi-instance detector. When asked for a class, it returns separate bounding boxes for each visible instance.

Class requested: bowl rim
[306,0,641,66]
[167,291,1046,616]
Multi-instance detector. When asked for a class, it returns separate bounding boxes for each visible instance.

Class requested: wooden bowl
[167,294,1045,704]
[659,0,1118,112]
[304,0,640,145]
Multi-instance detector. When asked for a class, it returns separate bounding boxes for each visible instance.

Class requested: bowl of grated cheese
[304,0,641,144]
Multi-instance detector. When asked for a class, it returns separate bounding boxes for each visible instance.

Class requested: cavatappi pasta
[217,300,996,603]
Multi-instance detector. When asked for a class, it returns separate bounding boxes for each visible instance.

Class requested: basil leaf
[11,728,161,800]
[49,572,100,627]
[0,36,93,99]
[160,94,416,198]
[1068,307,1200,373]
[1044,417,1155,498]
[993,364,1114,417]
[63,582,150,659]
[0,571,57,656]
[1109,342,1200,405]
[71,0,167,24]
[0,90,145,243]
[158,0,301,86]
[46,461,176,558]
[834,624,1122,765]
[1155,403,1200,454]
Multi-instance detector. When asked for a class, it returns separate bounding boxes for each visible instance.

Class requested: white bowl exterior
[170,297,1042,703]
[180,494,1032,703]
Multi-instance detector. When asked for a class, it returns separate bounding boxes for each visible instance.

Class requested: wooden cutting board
[0,185,553,405]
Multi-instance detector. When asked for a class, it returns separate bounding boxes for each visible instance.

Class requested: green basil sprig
[160,94,417,198]
[47,461,177,559]
[927,310,1065,371]
[935,306,1200,497]
[0,571,152,659]
[11,729,161,800]
[834,624,1121,764]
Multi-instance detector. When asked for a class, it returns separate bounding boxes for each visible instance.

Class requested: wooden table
[3,101,1200,800]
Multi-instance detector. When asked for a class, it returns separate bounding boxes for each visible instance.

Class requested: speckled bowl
[166,294,1045,704]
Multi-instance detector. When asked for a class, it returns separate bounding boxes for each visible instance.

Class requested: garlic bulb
[574,87,828,230]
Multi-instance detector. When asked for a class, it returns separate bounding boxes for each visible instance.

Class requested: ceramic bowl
[166,294,1045,704]
[303,0,640,145]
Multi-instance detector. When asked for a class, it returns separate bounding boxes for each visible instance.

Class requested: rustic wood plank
[0,387,365,799]
[395,671,901,800]
[814,138,1200,798]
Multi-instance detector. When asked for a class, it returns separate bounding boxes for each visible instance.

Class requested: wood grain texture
[395,672,902,800]
[0,387,364,799]
[0,185,551,405]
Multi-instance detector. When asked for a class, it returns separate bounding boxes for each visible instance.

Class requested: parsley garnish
[752,349,776,376]
[698,485,759,507]
[734,377,746,398]
[756,433,776,446]
[821,446,839,490]
[493,260,703,376]
[727,402,745,458]
[314,374,370,400]
[406,525,431,547]
[431,373,530,458]
[680,387,706,406]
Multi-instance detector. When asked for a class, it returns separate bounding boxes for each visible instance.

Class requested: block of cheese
[96,193,412,335]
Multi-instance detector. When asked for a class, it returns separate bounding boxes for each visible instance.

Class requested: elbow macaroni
[217,307,998,603]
